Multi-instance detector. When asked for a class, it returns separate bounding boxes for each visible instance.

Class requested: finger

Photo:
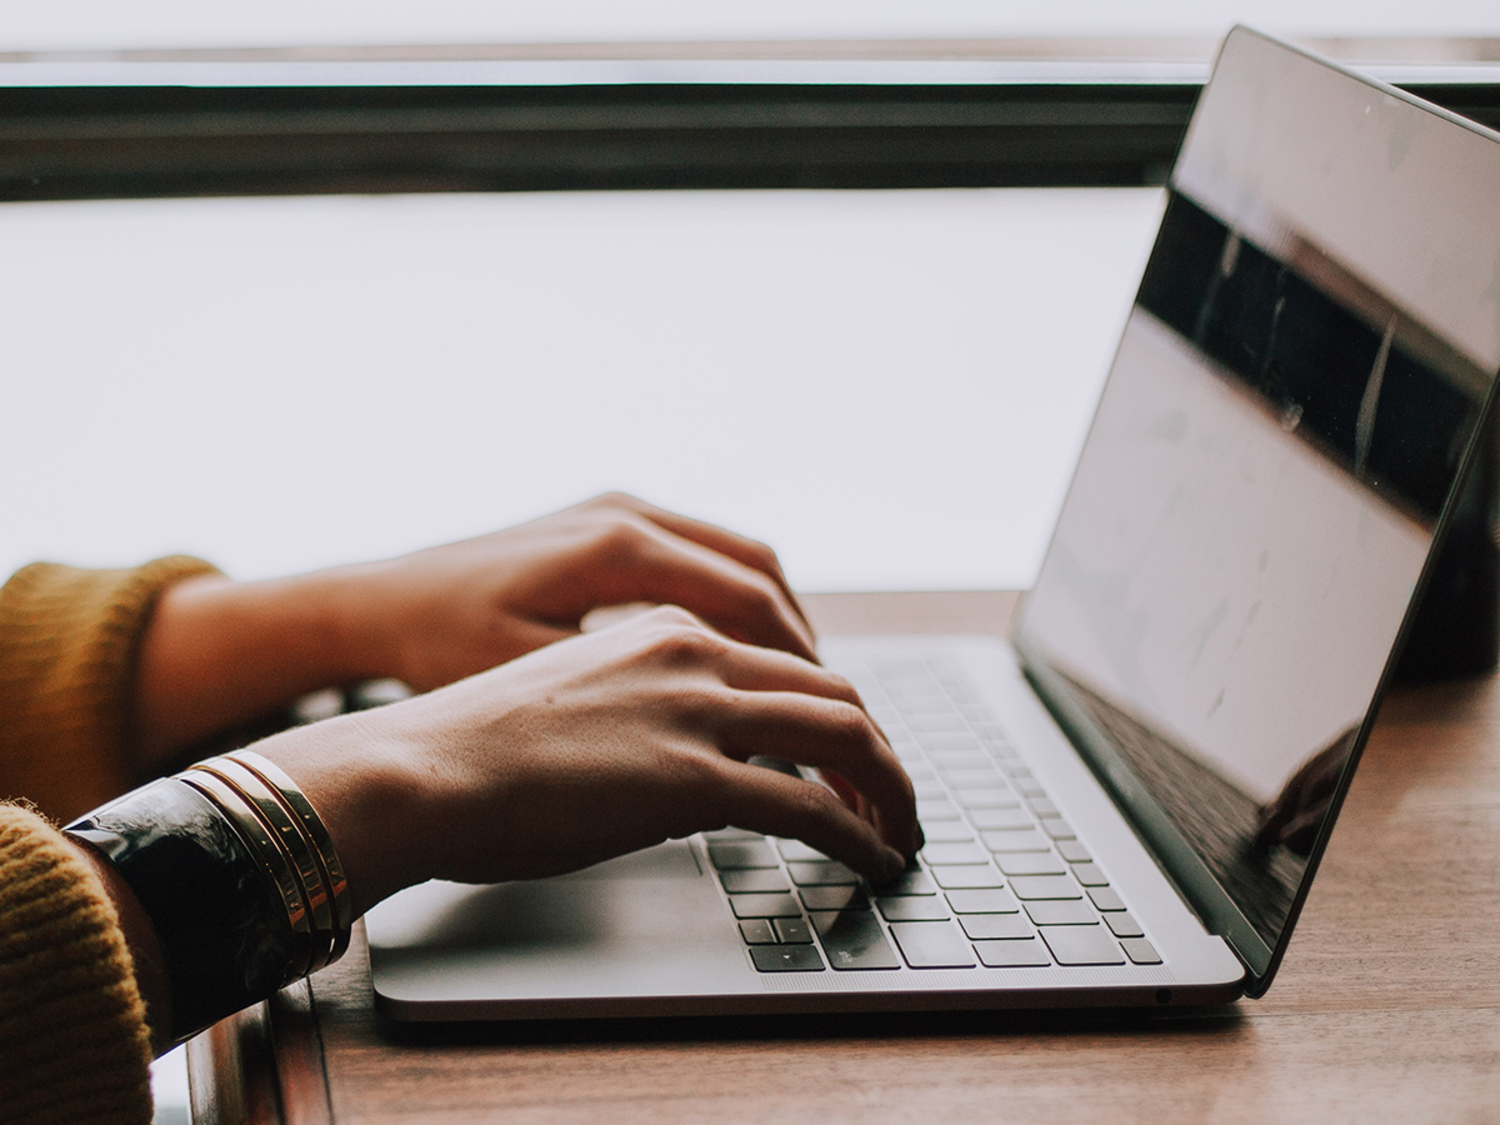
[592,516,818,661]
[681,630,860,704]
[819,767,863,814]
[712,690,919,857]
[590,493,814,636]
[698,759,907,883]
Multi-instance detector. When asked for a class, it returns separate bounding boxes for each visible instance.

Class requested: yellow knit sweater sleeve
[0,803,153,1125]
[0,557,219,824]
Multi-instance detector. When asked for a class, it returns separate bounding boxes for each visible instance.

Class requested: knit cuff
[0,557,220,822]
[0,803,153,1125]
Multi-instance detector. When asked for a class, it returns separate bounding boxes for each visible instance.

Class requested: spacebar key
[810,910,901,970]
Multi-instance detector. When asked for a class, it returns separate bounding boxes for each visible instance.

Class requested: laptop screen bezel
[1010,26,1500,998]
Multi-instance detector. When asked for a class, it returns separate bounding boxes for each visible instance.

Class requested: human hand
[250,607,919,918]
[341,492,817,691]
[135,493,813,762]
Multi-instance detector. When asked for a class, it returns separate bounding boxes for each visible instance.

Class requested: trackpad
[366,840,747,1004]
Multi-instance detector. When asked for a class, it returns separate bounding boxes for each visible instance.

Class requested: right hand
[251,607,920,918]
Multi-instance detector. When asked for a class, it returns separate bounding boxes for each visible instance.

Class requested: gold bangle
[192,757,337,973]
[179,769,315,981]
[227,749,353,962]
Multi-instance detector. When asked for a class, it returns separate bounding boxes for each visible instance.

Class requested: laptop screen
[1012,28,1500,978]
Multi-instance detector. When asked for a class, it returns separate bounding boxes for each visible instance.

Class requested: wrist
[134,568,378,763]
[249,710,432,919]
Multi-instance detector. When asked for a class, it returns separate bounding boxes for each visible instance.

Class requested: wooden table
[186,591,1500,1124]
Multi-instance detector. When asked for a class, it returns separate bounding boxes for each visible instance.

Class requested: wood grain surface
[197,591,1500,1124]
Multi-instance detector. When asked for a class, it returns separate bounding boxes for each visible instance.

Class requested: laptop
[364,27,1500,1017]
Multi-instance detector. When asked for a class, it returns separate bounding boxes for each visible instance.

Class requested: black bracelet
[66,777,296,1046]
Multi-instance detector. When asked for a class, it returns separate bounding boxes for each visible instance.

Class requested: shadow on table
[374,1002,1246,1049]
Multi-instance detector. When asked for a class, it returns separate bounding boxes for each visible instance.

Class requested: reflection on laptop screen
[1014,28,1500,956]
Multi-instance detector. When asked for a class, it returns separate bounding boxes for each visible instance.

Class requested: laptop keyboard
[708,657,1163,973]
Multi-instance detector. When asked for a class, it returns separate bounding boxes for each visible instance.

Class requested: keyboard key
[997,853,1067,877]
[907,714,969,733]
[1039,817,1076,840]
[930,865,1005,889]
[1003,764,1033,780]
[1028,798,1060,818]
[930,749,991,771]
[810,910,901,970]
[981,829,1050,853]
[889,922,977,968]
[958,790,1020,810]
[913,778,950,798]
[750,944,825,972]
[775,917,814,944]
[1040,926,1125,966]
[739,919,776,944]
[800,886,869,911]
[960,913,1033,940]
[1071,864,1109,887]
[710,841,779,869]
[776,840,829,862]
[873,868,938,896]
[1088,888,1127,912]
[1016,781,1048,798]
[921,842,989,866]
[945,888,1021,914]
[967,808,1033,831]
[1057,840,1093,863]
[879,896,953,922]
[923,735,984,756]
[788,861,859,886]
[1009,876,1083,900]
[917,799,961,821]
[1105,913,1145,939]
[720,869,791,894]
[943,768,1006,788]
[1121,937,1162,964]
[1026,900,1098,926]
[975,938,1052,967]
[705,828,764,841]
[921,821,978,843]
[730,893,802,919]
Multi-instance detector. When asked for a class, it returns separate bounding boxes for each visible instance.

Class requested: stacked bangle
[65,751,350,1045]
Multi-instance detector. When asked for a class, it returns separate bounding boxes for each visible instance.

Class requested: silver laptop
[365,27,1500,1017]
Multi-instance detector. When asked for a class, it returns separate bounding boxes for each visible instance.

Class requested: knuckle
[826,699,873,743]
[824,672,861,704]
[732,571,783,617]
[589,490,636,511]
[745,537,779,570]
[650,620,722,664]
[591,516,650,562]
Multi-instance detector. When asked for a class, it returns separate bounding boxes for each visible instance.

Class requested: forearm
[133,569,375,768]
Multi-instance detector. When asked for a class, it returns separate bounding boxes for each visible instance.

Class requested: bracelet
[66,777,297,1045]
[65,755,352,1044]
[226,749,353,962]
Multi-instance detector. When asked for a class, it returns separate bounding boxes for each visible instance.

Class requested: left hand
[134,493,816,761]
[340,492,816,690]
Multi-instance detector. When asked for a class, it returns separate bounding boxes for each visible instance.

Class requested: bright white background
[0,189,1163,590]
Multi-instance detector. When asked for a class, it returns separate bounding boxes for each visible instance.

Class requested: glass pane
[0,187,1160,589]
